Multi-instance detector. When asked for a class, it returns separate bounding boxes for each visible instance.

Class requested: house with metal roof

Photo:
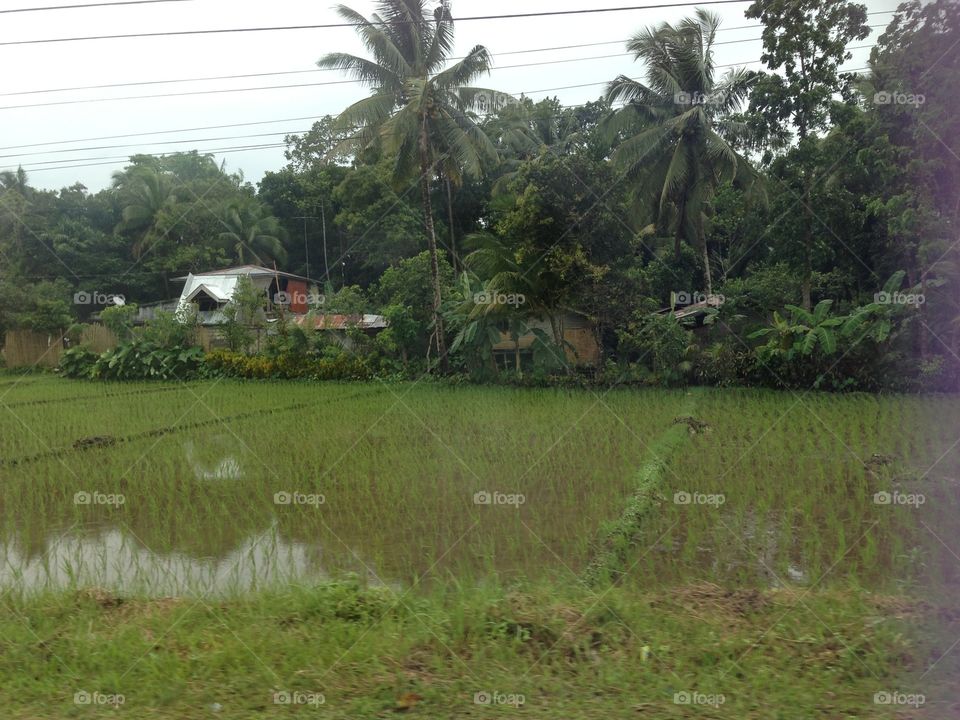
[173,265,322,325]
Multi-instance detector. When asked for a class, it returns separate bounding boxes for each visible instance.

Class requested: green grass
[0,377,956,717]
[0,580,934,718]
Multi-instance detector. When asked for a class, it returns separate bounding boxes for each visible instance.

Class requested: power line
[5,51,878,174]
[0,0,189,13]
[0,30,884,112]
[521,63,872,96]
[0,9,899,100]
[0,129,311,160]
[0,34,880,165]
[0,0,759,47]
[0,40,638,98]
[0,23,891,100]
[0,27,882,150]
[0,78,359,111]
[0,115,326,151]
[14,141,290,172]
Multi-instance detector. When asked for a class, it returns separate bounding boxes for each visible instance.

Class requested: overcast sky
[0,0,901,192]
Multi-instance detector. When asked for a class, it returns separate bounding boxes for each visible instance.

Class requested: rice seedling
[0,379,956,717]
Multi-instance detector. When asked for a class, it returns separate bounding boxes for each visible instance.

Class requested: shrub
[99,304,138,341]
[90,340,204,381]
[203,350,371,381]
[58,346,99,378]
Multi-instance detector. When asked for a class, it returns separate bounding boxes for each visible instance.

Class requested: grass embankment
[585,393,699,585]
[0,580,924,719]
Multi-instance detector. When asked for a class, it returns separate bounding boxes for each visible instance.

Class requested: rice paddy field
[0,375,957,718]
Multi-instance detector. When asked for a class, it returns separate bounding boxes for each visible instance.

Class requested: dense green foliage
[59,341,204,380]
[2,0,957,392]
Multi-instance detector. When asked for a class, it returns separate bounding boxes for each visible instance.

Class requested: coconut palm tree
[604,9,759,295]
[114,168,174,260]
[318,0,502,371]
[218,201,287,266]
[482,98,581,193]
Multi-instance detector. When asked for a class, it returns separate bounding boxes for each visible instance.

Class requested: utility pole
[293,215,316,280]
[319,201,329,284]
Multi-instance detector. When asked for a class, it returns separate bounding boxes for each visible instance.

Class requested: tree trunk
[419,123,449,373]
[700,240,713,297]
[801,251,812,311]
[548,312,571,375]
[445,177,458,273]
[801,182,813,311]
[916,248,929,361]
[513,331,521,378]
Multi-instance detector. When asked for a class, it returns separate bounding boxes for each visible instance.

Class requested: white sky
[0,0,901,191]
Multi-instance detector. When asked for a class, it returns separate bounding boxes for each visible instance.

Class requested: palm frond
[432,46,493,92]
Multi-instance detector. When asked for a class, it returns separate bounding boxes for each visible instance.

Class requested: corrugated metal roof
[674,296,724,319]
[293,314,388,330]
[172,265,312,282]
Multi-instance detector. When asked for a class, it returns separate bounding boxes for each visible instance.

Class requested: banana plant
[446,273,506,374]
[841,271,914,344]
[749,299,845,356]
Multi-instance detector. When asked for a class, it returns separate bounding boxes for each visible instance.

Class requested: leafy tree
[257,165,350,283]
[617,312,693,384]
[283,116,356,171]
[3,279,74,335]
[487,153,630,349]
[446,273,502,377]
[220,276,267,352]
[99,303,138,341]
[745,0,869,308]
[483,97,610,192]
[332,162,425,283]
[376,250,454,362]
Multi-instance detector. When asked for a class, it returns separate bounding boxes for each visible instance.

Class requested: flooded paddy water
[0,378,957,601]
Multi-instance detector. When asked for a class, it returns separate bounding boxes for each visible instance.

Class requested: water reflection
[183,436,243,480]
[0,524,389,597]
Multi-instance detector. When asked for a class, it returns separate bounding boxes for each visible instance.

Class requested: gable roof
[184,281,237,304]
[172,265,311,282]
